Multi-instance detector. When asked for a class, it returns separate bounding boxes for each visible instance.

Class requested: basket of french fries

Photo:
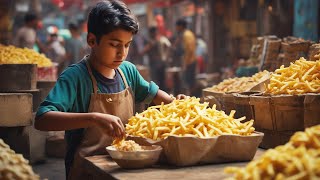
[224,124,320,180]
[203,71,270,113]
[251,57,320,132]
[126,97,264,166]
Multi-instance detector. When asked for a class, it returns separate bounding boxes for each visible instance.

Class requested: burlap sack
[128,132,264,166]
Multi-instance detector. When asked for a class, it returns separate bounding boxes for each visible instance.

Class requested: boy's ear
[87,33,96,47]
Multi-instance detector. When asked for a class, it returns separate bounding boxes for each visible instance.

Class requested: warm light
[268,5,272,12]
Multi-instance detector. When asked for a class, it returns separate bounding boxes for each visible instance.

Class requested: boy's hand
[92,113,125,138]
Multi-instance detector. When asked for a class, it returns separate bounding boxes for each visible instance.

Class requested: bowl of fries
[106,140,162,169]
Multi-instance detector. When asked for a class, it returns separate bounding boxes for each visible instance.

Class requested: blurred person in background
[64,22,86,67]
[14,12,42,50]
[196,34,207,74]
[46,26,66,74]
[175,18,197,95]
[127,32,146,65]
[141,27,171,91]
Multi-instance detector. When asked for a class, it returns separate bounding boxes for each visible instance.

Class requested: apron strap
[85,60,98,94]
[117,68,129,89]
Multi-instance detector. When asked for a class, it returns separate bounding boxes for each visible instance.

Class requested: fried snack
[0,45,52,67]
[225,125,320,180]
[126,97,255,140]
[266,57,320,95]
[112,139,143,152]
[0,139,40,180]
[208,71,269,93]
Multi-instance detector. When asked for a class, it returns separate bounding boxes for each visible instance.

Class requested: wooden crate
[233,92,258,120]
[250,94,305,131]
[46,131,66,158]
[0,64,37,92]
[304,94,320,128]
[2,89,41,112]
[0,125,47,164]
[257,128,295,149]
[0,93,33,127]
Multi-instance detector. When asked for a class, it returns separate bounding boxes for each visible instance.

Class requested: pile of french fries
[0,139,39,180]
[126,97,255,140]
[0,45,52,67]
[208,71,269,93]
[112,139,143,152]
[225,125,320,180]
[266,57,320,95]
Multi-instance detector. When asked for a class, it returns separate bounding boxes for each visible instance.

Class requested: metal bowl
[106,145,162,169]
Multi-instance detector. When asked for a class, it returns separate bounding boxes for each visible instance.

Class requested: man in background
[175,19,197,95]
[14,12,39,49]
[64,22,85,67]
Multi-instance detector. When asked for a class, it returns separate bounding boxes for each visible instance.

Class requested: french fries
[0,45,52,67]
[225,125,320,180]
[112,139,143,152]
[0,139,40,180]
[207,71,269,93]
[266,57,320,95]
[126,97,255,140]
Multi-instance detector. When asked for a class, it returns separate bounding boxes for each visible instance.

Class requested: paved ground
[32,158,65,180]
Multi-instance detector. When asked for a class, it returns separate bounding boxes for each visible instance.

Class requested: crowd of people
[13,12,208,96]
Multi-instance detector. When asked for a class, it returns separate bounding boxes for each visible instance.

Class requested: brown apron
[68,60,134,180]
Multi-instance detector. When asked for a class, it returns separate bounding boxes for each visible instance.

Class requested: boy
[35,1,185,179]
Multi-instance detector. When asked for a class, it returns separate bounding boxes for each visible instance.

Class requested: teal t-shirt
[36,60,158,117]
[36,58,159,174]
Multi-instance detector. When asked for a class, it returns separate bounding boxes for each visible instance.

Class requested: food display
[266,57,320,95]
[207,70,269,93]
[112,139,143,152]
[0,139,39,180]
[225,125,320,180]
[126,97,255,140]
[0,45,52,67]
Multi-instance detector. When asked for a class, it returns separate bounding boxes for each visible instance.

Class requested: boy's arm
[152,90,173,105]
[35,111,125,138]
[152,90,187,105]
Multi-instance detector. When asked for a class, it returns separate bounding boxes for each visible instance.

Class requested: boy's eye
[125,43,131,48]
[110,43,119,47]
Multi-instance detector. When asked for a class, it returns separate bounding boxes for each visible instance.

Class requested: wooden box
[0,93,33,127]
[257,128,295,149]
[250,95,305,131]
[0,64,37,91]
[0,125,47,164]
[304,94,320,128]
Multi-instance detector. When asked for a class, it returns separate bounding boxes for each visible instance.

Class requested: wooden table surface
[83,149,265,180]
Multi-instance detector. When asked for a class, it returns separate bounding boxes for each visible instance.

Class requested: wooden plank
[0,93,33,126]
[83,149,265,180]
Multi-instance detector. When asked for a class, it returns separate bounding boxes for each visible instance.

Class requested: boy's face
[88,29,133,69]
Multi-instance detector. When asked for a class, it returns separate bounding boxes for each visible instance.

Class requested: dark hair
[176,18,187,28]
[68,22,79,31]
[24,12,38,23]
[88,0,139,43]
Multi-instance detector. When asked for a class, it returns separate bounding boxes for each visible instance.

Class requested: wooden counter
[83,149,265,180]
